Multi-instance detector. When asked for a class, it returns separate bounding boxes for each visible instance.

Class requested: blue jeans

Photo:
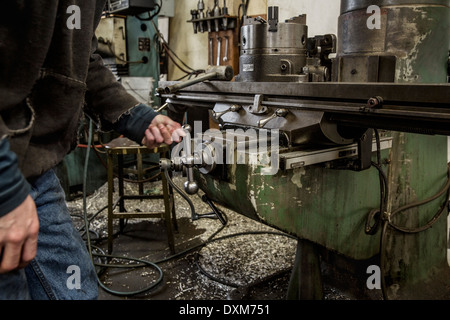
[0,169,98,300]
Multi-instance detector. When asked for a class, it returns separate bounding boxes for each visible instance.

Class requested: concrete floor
[68,174,299,301]
[93,218,294,300]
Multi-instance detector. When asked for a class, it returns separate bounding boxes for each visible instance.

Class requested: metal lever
[258,108,288,128]
[180,125,200,195]
[212,104,241,120]
[160,159,227,225]
[157,65,233,94]
[156,102,169,113]
[159,129,226,225]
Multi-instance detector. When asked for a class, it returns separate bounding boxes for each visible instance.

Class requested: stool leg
[107,151,114,254]
[118,154,125,233]
[162,171,176,254]
[137,152,144,196]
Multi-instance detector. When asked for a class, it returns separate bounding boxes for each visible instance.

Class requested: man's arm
[111,104,185,148]
[84,24,184,146]
[0,136,39,274]
[0,137,31,217]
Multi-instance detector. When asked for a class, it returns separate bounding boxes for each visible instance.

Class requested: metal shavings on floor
[67,173,299,300]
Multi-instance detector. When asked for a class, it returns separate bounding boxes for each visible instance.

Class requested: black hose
[388,162,450,233]
[379,162,450,300]
[164,169,198,222]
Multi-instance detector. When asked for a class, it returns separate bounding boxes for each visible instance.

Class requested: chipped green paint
[393,7,450,83]
[382,133,450,299]
[197,133,448,268]
[198,146,390,260]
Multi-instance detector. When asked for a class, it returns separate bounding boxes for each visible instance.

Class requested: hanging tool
[222,0,229,30]
[197,0,205,33]
[206,8,213,33]
[241,0,248,18]
[209,38,214,65]
[223,36,229,62]
[213,0,221,32]
[190,9,199,34]
[216,36,222,66]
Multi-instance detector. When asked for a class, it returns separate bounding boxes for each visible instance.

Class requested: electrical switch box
[107,0,157,16]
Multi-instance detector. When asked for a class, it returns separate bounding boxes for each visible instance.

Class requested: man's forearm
[112,104,159,144]
[0,136,31,217]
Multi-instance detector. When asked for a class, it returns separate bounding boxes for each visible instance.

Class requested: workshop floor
[67,173,383,301]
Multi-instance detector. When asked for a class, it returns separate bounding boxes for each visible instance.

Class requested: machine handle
[156,65,233,94]
[180,125,200,195]
[212,104,242,121]
[258,108,288,128]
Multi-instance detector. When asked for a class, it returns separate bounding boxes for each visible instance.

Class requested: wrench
[216,36,222,66]
[209,38,214,65]
[223,36,229,62]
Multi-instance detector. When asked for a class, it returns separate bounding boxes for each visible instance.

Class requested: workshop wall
[167,0,340,81]
[267,0,340,36]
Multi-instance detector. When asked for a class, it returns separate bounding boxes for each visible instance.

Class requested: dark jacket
[0,1,157,216]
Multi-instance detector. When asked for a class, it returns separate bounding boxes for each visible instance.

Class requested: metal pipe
[157,65,233,94]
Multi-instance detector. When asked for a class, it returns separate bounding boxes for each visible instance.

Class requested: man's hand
[141,114,186,149]
[0,195,39,274]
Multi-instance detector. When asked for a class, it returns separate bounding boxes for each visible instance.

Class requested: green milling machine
[159,0,450,300]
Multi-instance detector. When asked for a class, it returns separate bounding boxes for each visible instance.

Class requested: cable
[379,219,389,300]
[135,0,162,22]
[376,159,450,300]
[150,20,205,78]
[365,129,389,236]
[164,170,198,222]
[83,119,95,262]
[388,164,450,233]
[365,130,450,300]
[376,162,450,235]
[94,253,164,297]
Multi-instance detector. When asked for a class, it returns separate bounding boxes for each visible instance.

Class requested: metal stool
[105,137,177,255]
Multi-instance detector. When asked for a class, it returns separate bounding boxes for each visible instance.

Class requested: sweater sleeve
[112,104,159,144]
[84,2,159,143]
[83,1,141,128]
[0,136,31,217]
